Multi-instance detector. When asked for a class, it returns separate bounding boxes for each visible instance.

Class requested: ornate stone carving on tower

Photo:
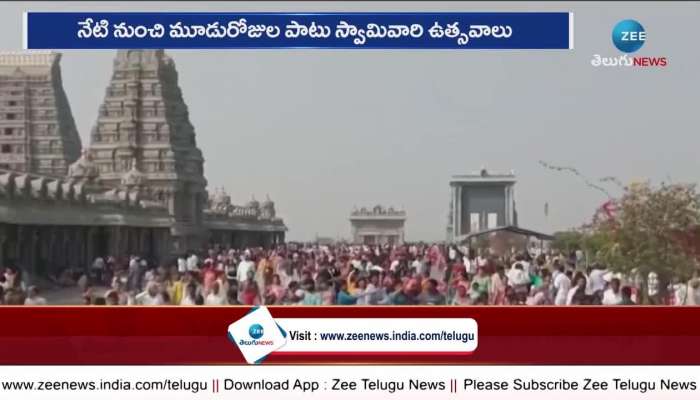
[0,51,82,176]
[88,50,208,251]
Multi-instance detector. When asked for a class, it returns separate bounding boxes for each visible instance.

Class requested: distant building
[0,52,81,176]
[314,236,336,246]
[350,205,406,245]
[447,168,517,242]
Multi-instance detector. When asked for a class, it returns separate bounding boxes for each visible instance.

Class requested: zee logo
[249,324,264,339]
[612,19,646,53]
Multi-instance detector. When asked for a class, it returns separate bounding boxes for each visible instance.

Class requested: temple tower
[0,51,81,175]
[88,50,208,251]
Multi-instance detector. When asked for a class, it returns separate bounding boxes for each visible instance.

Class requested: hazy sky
[1,2,699,241]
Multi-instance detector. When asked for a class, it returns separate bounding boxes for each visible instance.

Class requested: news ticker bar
[2,307,700,365]
[1,366,699,399]
[23,12,574,50]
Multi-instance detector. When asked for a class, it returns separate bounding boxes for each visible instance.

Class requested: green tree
[552,230,585,254]
[593,182,700,302]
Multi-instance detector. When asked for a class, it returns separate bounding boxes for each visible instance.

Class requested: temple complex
[0,51,286,280]
[350,205,406,245]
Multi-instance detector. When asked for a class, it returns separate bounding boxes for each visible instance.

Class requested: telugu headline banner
[23,12,574,50]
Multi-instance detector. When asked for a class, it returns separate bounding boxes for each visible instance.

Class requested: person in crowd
[24,286,47,305]
[135,282,165,306]
[419,278,445,305]
[602,278,623,305]
[470,266,490,304]
[264,274,286,305]
[300,278,322,305]
[451,284,470,305]
[240,270,261,305]
[3,242,697,308]
[105,290,120,305]
[391,279,419,305]
[489,265,507,305]
[237,253,256,285]
[553,264,571,306]
[508,262,530,304]
[205,281,227,306]
[567,273,588,305]
[527,273,553,305]
[91,256,106,286]
[227,282,241,305]
[336,280,358,305]
[620,286,636,305]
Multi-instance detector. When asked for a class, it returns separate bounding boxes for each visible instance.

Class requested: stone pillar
[61,227,74,268]
[86,227,96,269]
[455,185,463,237]
[28,226,38,277]
[504,185,513,226]
[510,184,516,226]
[15,226,23,270]
[47,226,57,275]
[125,227,132,255]
[112,226,122,256]
[139,228,147,257]
[79,227,87,271]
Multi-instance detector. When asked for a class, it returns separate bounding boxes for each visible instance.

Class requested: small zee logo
[249,324,264,339]
[612,19,645,53]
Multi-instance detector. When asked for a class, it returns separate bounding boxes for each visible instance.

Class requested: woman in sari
[489,265,507,305]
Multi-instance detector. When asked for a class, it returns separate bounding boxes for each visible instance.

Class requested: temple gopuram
[0,50,286,278]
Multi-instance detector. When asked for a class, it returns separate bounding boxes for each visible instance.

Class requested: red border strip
[1,306,699,364]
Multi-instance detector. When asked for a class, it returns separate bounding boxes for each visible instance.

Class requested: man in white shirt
[135,283,164,306]
[602,278,623,305]
[553,266,571,306]
[586,265,608,296]
[236,254,256,284]
[177,257,187,274]
[411,256,425,275]
[187,254,199,271]
[91,257,105,285]
[127,256,140,291]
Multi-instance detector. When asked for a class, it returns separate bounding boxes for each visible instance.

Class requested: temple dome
[260,195,276,219]
[262,194,274,208]
[209,187,232,211]
[246,196,260,209]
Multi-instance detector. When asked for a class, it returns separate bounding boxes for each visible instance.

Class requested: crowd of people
[2,242,700,306]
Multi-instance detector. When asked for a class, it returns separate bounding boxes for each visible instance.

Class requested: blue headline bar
[25,12,573,50]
